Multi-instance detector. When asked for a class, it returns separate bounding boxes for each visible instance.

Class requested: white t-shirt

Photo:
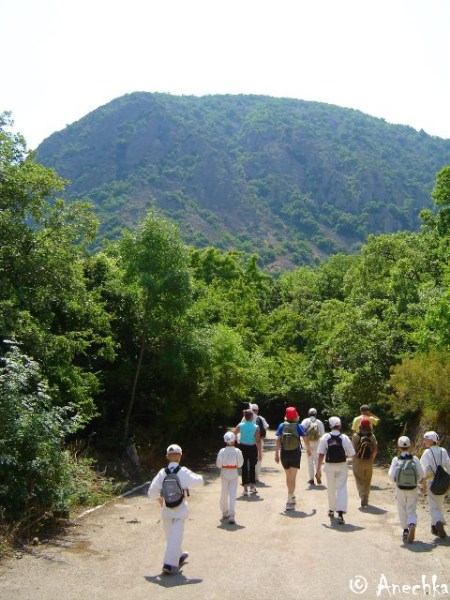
[148,461,204,518]
[317,430,356,459]
[420,446,450,484]
[216,445,244,479]
[301,417,325,439]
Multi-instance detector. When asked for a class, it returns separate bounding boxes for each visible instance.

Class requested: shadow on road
[322,522,364,532]
[358,505,387,515]
[400,540,435,553]
[145,573,203,587]
[280,508,317,519]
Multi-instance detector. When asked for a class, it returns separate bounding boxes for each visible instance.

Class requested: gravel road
[0,433,448,600]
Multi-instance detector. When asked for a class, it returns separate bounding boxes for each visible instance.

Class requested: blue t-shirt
[275,422,307,437]
[240,420,258,444]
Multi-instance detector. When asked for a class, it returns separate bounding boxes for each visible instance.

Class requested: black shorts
[280,447,301,469]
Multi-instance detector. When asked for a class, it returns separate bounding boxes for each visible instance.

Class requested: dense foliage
[36,93,450,270]
[2,113,450,532]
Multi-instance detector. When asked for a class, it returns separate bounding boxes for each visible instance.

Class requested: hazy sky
[2,0,450,149]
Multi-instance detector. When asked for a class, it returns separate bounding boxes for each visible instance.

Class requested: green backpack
[282,422,300,450]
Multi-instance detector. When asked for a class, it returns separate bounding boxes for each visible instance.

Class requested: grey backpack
[161,465,184,507]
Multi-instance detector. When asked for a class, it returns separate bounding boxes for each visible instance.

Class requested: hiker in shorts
[241,403,269,482]
[420,431,450,539]
[147,444,204,575]
[351,417,378,507]
[301,408,325,485]
[275,406,311,511]
[388,436,424,544]
[352,404,380,433]
[234,409,262,496]
[216,431,244,525]
[316,416,355,524]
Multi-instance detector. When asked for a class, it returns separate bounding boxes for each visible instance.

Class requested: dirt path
[0,433,449,600]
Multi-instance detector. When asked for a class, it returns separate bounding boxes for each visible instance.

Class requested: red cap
[285,407,299,421]
[360,418,371,428]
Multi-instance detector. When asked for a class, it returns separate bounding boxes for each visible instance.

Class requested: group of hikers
[147,403,450,575]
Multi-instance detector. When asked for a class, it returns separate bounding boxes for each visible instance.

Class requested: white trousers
[162,517,185,568]
[220,477,238,517]
[324,462,348,512]
[426,486,446,525]
[394,488,418,529]
[306,440,320,480]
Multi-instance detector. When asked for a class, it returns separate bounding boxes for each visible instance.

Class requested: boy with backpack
[316,416,355,524]
[351,418,378,507]
[301,408,325,485]
[388,436,424,544]
[216,431,244,524]
[147,444,204,575]
[420,431,450,538]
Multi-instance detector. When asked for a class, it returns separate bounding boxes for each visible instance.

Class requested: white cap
[251,403,259,411]
[308,408,317,416]
[166,444,182,455]
[398,436,411,448]
[329,416,341,428]
[424,431,439,443]
[224,431,236,443]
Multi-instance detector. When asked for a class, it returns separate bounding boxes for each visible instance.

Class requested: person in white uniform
[388,436,424,544]
[316,416,355,524]
[420,431,450,538]
[301,408,325,485]
[148,443,204,574]
[216,431,244,524]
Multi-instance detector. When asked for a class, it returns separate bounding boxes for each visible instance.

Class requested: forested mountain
[36,93,450,269]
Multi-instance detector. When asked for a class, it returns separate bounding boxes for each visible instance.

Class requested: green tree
[118,211,192,442]
[0,113,114,425]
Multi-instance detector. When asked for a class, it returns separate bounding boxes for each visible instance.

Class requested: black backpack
[325,434,346,463]
[161,465,184,508]
[256,416,267,438]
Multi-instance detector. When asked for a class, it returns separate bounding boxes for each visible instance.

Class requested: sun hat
[224,431,236,443]
[424,431,439,443]
[285,407,299,421]
[398,436,411,448]
[329,416,341,428]
[166,444,182,455]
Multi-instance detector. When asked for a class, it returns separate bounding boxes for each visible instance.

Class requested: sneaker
[285,501,294,511]
[242,485,249,496]
[337,511,345,525]
[402,529,409,543]
[407,524,416,543]
[249,485,258,495]
[328,510,334,518]
[316,476,322,484]
[221,513,229,520]
[307,479,315,485]
[162,564,176,575]
[178,552,189,568]
[431,525,438,536]
[435,521,447,539]
[228,517,236,525]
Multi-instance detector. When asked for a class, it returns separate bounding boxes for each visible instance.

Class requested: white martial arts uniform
[420,446,450,526]
[317,430,355,513]
[148,461,204,568]
[216,445,244,517]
